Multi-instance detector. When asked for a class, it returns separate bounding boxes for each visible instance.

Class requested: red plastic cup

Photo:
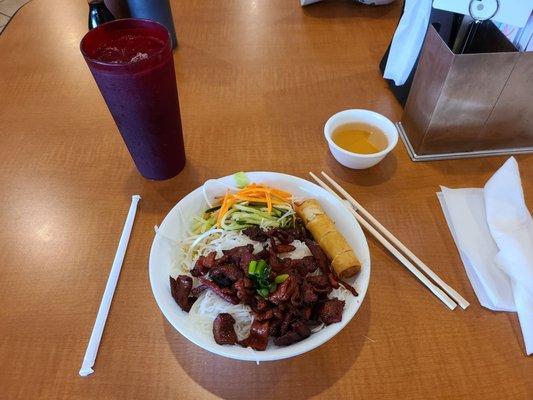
[80,19,185,180]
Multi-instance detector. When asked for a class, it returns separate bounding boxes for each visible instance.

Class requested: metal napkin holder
[400,24,533,161]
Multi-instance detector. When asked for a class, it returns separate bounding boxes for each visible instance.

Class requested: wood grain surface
[0,1,531,399]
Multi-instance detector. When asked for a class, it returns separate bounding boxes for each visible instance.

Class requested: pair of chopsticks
[309,172,469,311]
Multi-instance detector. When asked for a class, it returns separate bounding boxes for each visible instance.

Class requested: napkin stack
[438,158,533,355]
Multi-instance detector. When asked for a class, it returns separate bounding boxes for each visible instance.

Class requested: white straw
[79,195,141,377]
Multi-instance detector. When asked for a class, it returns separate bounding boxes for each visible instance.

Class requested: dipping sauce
[332,123,388,154]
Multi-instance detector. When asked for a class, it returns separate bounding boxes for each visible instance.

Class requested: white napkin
[383,0,432,86]
[438,158,533,355]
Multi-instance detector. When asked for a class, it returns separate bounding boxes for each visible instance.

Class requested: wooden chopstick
[320,171,470,310]
[309,172,458,310]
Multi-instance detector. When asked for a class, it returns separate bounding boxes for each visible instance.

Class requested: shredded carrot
[265,190,272,213]
[270,193,290,204]
[269,188,292,198]
[214,183,293,227]
[236,185,291,200]
[239,184,291,198]
[216,191,235,227]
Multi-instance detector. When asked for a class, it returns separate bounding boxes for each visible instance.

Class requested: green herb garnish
[248,260,258,275]
[248,259,273,298]
[274,274,289,284]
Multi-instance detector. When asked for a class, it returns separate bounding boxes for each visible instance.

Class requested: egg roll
[306,214,335,239]
[295,199,360,279]
[332,250,360,279]
[297,199,325,224]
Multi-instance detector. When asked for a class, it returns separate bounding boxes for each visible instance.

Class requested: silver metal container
[400,24,533,161]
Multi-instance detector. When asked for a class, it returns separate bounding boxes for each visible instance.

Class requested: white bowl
[149,171,371,362]
[324,109,398,169]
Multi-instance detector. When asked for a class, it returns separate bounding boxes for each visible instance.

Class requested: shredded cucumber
[192,197,295,234]
[234,172,250,188]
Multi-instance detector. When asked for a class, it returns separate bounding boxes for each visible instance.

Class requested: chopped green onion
[269,282,277,293]
[257,259,267,271]
[274,274,289,284]
[234,172,249,188]
[248,260,258,275]
[248,259,273,297]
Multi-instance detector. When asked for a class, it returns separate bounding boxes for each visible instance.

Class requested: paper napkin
[438,158,533,355]
[383,0,432,85]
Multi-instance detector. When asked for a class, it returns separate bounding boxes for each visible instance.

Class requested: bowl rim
[324,109,398,159]
[148,171,371,362]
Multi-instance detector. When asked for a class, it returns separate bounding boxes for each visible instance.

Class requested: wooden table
[0,1,531,399]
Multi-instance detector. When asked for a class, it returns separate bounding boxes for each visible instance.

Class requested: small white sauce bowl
[324,109,398,169]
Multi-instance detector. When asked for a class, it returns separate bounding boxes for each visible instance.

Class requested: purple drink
[80,19,185,180]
